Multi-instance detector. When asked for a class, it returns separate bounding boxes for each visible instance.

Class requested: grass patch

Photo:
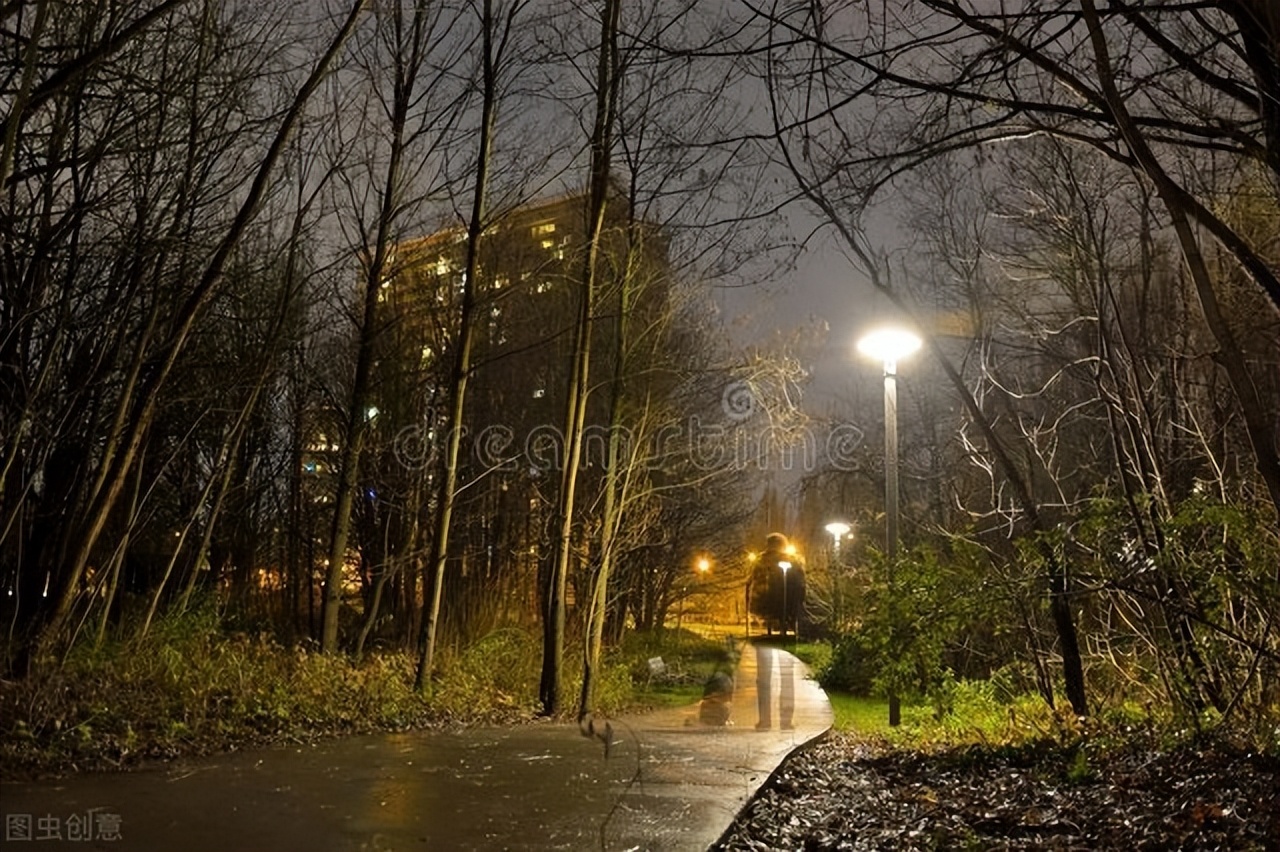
[765,639,831,674]
[828,692,892,735]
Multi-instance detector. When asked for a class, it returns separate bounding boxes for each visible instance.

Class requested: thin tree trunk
[322,0,433,654]
[414,0,509,690]
[540,0,622,717]
[95,448,147,649]
[577,236,634,721]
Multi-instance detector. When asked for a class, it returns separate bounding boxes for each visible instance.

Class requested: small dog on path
[698,670,735,726]
[697,639,740,726]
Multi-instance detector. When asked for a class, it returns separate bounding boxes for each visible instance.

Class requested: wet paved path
[1,643,831,851]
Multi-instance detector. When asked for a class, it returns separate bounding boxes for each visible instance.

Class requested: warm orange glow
[696,557,711,573]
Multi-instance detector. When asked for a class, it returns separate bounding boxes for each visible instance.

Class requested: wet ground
[1,644,831,851]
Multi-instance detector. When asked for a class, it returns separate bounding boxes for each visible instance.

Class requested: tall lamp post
[857,327,922,728]
[778,560,792,639]
[825,521,851,629]
[696,557,712,631]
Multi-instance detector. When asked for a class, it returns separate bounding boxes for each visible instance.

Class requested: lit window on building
[532,388,545,399]
[535,281,552,294]
[531,222,556,238]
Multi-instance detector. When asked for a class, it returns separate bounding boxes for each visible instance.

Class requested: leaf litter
[713,733,1279,851]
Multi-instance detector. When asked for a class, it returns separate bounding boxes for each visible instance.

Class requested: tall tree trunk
[95,447,146,650]
[322,0,433,653]
[577,225,637,720]
[415,0,509,688]
[540,0,622,717]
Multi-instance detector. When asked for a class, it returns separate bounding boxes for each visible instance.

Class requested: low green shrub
[817,633,876,695]
[431,629,541,722]
[893,675,1058,749]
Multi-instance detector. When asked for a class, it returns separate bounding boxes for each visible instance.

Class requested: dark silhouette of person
[754,643,795,730]
[746,532,806,637]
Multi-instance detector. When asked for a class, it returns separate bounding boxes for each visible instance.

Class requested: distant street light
[695,556,712,630]
[825,520,851,630]
[778,560,792,639]
[857,326,922,728]
[824,521,851,560]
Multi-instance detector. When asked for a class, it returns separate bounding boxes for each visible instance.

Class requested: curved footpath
[0,642,831,851]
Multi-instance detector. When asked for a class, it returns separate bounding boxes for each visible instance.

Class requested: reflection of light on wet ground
[362,741,416,825]
[2,645,830,852]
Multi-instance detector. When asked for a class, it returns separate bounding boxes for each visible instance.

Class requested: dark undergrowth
[0,605,726,781]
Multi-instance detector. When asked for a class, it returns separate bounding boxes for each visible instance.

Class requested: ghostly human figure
[747,533,806,637]
[754,644,795,731]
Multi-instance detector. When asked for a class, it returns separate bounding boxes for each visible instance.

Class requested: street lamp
[824,521,851,559]
[857,326,921,727]
[825,521,851,630]
[695,556,712,631]
[778,560,792,639]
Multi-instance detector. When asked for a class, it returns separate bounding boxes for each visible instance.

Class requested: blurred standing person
[747,533,805,637]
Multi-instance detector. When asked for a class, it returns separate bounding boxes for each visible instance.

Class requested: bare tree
[320,0,465,654]
[413,0,532,686]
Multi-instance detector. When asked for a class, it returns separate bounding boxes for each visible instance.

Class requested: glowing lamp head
[857,327,922,365]
[824,521,851,538]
